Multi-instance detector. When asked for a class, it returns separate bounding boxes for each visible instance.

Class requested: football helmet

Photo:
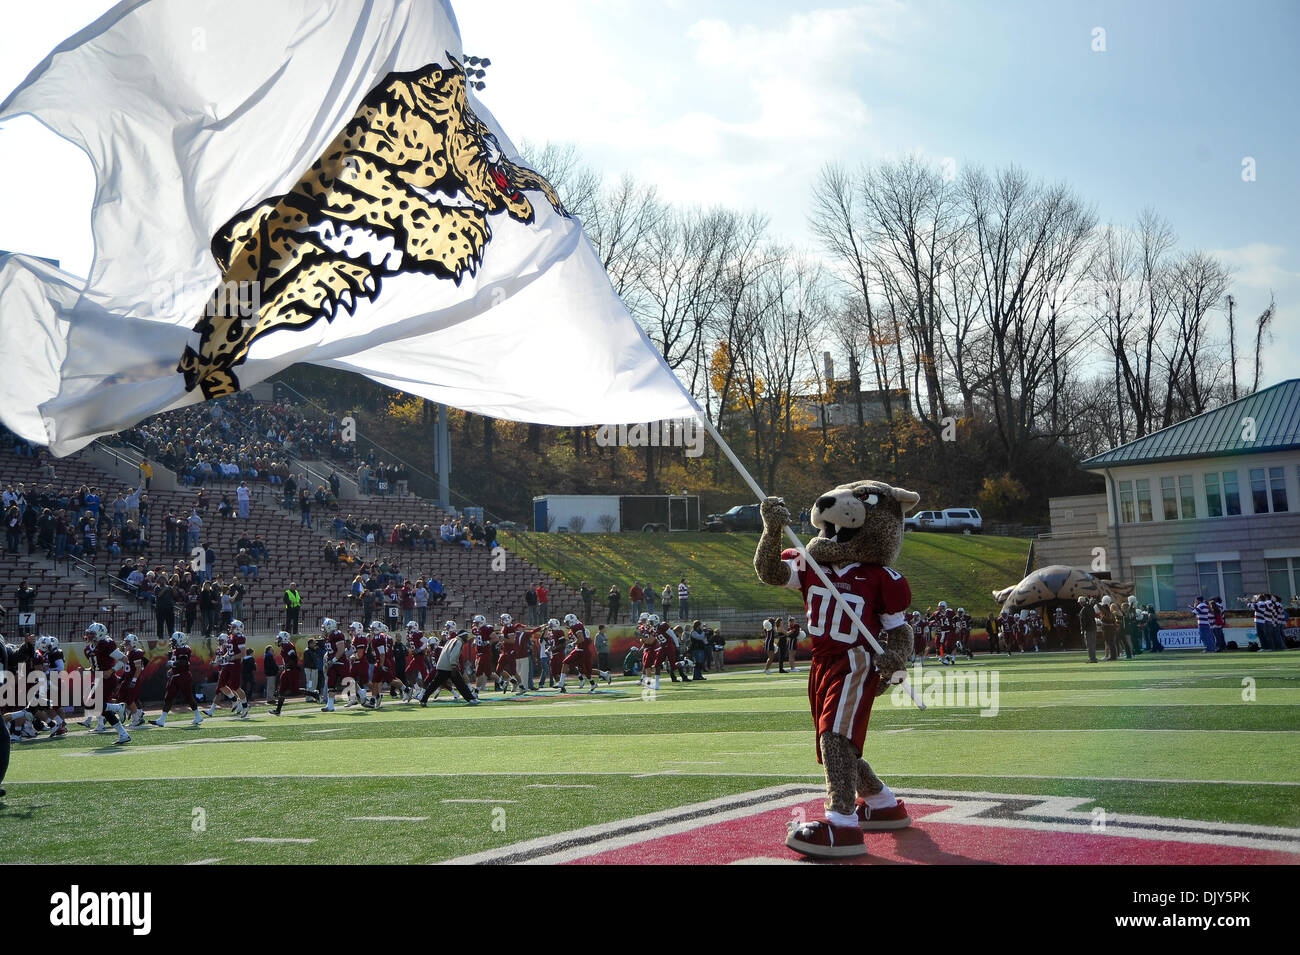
[230,619,244,634]
[217,633,231,647]
[938,601,948,609]
[957,607,965,615]
[276,630,292,646]
[472,614,487,627]
[638,613,649,624]
[563,613,579,627]
[370,620,385,633]
[499,613,513,626]
[320,617,338,634]
[547,618,560,629]
[170,631,188,647]
[122,633,139,649]
[647,614,660,628]
[350,621,365,636]
[443,620,457,632]
[85,622,108,641]
[406,620,419,632]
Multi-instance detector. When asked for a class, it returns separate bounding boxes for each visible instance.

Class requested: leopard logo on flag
[178,56,568,398]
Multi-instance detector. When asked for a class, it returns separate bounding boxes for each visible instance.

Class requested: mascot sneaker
[855,797,911,831]
[785,819,867,859]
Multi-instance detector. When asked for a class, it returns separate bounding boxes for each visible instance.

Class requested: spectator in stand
[139,458,153,490]
[299,488,312,528]
[414,579,429,629]
[428,577,445,607]
[125,484,141,525]
[580,581,594,621]
[84,486,101,520]
[660,583,673,620]
[329,472,341,500]
[4,505,21,553]
[629,582,643,620]
[186,508,202,551]
[607,585,621,623]
[237,548,258,580]
[230,579,245,622]
[184,584,199,633]
[536,581,549,622]
[678,578,690,620]
[524,585,539,624]
[15,580,37,615]
[126,566,145,602]
[219,584,234,630]
[155,580,175,641]
[112,491,127,532]
[484,521,497,548]
[199,581,218,639]
[237,481,251,519]
[400,581,416,624]
[79,510,97,556]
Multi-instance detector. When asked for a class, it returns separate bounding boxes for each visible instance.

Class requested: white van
[905,508,983,533]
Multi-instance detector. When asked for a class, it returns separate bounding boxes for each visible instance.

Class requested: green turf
[2,650,1297,863]
[503,529,1032,613]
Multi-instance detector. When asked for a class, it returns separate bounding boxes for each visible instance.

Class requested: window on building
[1267,557,1298,602]
[1134,563,1176,612]
[1251,468,1269,514]
[1205,472,1222,518]
[1270,467,1288,513]
[1118,480,1135,524]
[1135,479,1153,522]
[1198,559,1243,604]
[1223,471,1241,515]
[1179,475,1196,519]
[1161,477,1178,520]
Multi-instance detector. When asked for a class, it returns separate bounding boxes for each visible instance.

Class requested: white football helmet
[472,614,487,627]
[548,618,560,629]
[370,620,384,633]
[499,613,513,626]
[406,620,419,632]
[230,619,244,634]
[350,621,365,636]
[563,613,579,627]
[648,614,660,628]
[217,632,231,647]
[171,631,188,647]
[122,633,139,649]
[320,617,338,634]
[443,620,457,632]
[276,630,292,646]
[638,613,649,624]
[957,607,965,615]
[938,601,948,609]
[85,622,108,641]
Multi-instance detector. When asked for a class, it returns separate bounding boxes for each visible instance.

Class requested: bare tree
[1252,294,1276,394]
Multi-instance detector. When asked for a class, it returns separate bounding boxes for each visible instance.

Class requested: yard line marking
[440,798,517,804]
[347,816,430,822]
[176,735,265,744]
[306,728,351,734]
[237,837,316,844]
[525,784,597,789]
[186,858,223,865]
[662,760,724,765]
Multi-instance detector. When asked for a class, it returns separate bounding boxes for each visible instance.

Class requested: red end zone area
[445,785,1300,865]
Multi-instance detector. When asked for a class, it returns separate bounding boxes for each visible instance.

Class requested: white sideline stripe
[305,728,351,734]
[525,784,597,789]
[347,816,429,822]
[440,784,815,865]
[11,770,1299,787]
[440,798,517,804]
[237,837,316,844]
[176,735,265,744]
[186,858,223,865]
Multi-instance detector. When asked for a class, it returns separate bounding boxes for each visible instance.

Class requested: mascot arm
[874,621,913,696]
[754,497,792,587]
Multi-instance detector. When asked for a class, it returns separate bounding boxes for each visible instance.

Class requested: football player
[403,620,430,700]
[78,623,131,743]
[268,631,300,716]
[494,614,525,695]
[38,636,69,738]
[151,632,205,726]
[318,618,349,712]
[117,633,148,727]
[205,628,249,718]
[558,614,610,692]
[348,621,373,708]
[470,615,494,694]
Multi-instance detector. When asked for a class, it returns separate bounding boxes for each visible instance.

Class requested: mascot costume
[754,480,919,859]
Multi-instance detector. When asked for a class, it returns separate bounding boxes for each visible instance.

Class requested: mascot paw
[874,624,913,695]
[760,496,791,529]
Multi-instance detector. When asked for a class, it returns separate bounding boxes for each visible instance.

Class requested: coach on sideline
[419,631,478,705]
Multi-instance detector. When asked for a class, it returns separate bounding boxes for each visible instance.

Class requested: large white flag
[0,0,694,456]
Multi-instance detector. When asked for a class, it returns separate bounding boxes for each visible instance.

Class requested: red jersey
[653,623,671,648]
[228,631,247,657]
[126,647,146,675]
[472,624,494,648]
[352,633,371,660]
[324,630,347,663]
[409,631,427,654]
[780,558,910,657]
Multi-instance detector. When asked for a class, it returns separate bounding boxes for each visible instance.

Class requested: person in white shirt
[419,631,478,705]
[236,482,251,519]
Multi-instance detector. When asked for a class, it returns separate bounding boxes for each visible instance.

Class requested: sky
[1,0,1297,386]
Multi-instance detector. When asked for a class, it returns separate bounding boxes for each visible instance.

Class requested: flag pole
[686,405,925,710]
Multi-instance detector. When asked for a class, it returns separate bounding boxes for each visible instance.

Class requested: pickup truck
[703,503,764,532]
[904,508,983,533]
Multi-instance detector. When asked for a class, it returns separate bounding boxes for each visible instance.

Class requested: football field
[3,651,1299,865]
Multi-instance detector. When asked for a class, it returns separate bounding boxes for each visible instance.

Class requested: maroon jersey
[409,631,427,654]
[352,633,371,661]
[170,645,194,673]
[780,557,911,658]
[653,623,671,648]
[472,624,494,648]
[324,629,347,662]
[228,631,247,658]
[126,647,146,675]
[89,636,121,672]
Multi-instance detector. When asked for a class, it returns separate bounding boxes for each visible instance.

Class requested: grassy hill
[503,530,1032,616]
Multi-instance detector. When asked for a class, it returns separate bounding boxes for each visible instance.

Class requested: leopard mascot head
[178,56,568,398]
